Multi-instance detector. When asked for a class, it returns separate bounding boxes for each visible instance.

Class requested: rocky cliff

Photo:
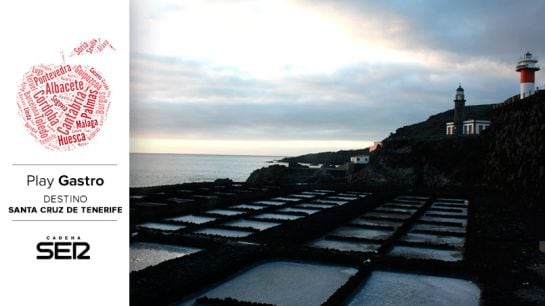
[248,93,545,211]
[485,91,545,209]
[388,104,493,140]
[351,136,486,189]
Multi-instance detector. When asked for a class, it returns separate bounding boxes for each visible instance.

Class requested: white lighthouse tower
[516,51,540,98]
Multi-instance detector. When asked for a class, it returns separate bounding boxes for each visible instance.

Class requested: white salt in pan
[388,245,463,262]
[130,242,200,272]
[351,218,403,228]
[253,213,303,221]
[254,200,286,206]
[308,238,381,252]
[165,215,216,224]
[277,207,320,215]
[224,219,280,231]
[272,197,301,202]
[401,232,465,246]
[348,271,480,306]
[412,223,467,234]
[137,222,184,231]
[179,261,357,306]
[330,226,394,240]
[314,199,348,205]
[194,227,253,238]
[231,204,268,210]
[205,209,246,216]
[297,203,335,209]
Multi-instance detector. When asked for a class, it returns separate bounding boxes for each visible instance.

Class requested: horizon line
[129,152,289,158]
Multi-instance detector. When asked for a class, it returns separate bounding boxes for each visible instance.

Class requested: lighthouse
[446,84,490,136]
[516,51,540,98]
[453,83,465,135]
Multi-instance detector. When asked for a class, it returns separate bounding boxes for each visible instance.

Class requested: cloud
[130,0,545,154]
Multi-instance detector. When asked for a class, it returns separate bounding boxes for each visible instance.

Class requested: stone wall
[485,91,545,209]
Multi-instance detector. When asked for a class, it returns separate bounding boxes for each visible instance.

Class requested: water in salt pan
[384,202,422,208]
[254,200,286,206]
[297,203,335,209]
[253,213,303,221]
[315,199,348,205]
[308,238,380,252]
[205,209,246,216]
[301,191,328,196]
[437,197,468,203]
[388,246,463,262]
[348,271,480,306]
[166,215,216,224]
[413,223,467,234]
[179,261,357,306]
[420,216,467,226]
[130,242,200,272]
[135,202,168,207]
[375,207,416,214]
[331,226,393,240]
[397,195,429,200]
[194,227,253,238]
[428,206,467,215]
[272,197,301,202]
[401,232,465,246]
[339,192,368,197]
[394,198,426,204]
[434,201,468,208]
[231,204,268,210]
[225,219,280,231]
[289,194,316,199]
[137,222,184,231]
[351,218,402,228]
[168,197,195,204]
[328,196,358,201]
[277,207,320,214]
[425,212,467,219]
[365,212,410,220]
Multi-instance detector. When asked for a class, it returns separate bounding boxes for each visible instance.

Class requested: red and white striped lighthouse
[516,51,540,98]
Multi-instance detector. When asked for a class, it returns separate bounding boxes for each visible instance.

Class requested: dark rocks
[485,91,545,209]
[288,161,308,168]
[280,148,370,165]
[351,136,486,190]
[246,164,345,185]
[246,165,291,185]
[214,178,234,184]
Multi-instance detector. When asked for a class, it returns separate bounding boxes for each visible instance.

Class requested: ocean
[130,153,282,187]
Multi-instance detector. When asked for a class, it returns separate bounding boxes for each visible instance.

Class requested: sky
[130,0,545,156]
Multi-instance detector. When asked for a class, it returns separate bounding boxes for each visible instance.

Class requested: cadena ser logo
[36,235,90,260]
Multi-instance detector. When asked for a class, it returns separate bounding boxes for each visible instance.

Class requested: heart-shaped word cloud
[17,64,111,150]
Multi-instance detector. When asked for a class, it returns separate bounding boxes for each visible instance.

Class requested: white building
[462,119,490,135]
[446,119,490,135]
[350,155,369,164]
[446,122,455,135]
